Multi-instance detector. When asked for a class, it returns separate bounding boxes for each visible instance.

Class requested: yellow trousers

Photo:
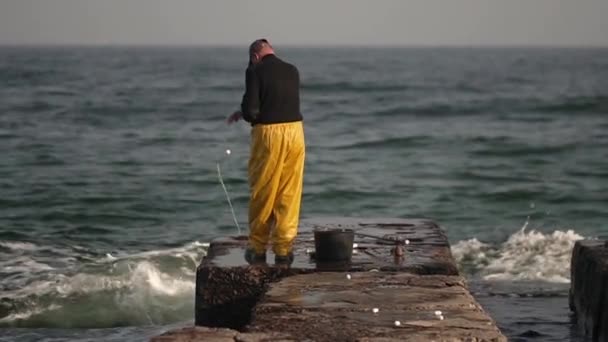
[248,121,305,257]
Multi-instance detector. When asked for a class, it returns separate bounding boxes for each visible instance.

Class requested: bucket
[314,228,354,262]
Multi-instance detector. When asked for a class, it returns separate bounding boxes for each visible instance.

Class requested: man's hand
[227,111,242,124]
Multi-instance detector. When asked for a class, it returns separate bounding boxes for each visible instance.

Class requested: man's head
[249,38,274,65]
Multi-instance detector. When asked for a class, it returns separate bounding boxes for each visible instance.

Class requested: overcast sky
[1,0,607,46]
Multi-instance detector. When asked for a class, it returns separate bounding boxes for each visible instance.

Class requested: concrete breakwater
[569,239,608,341]
[152,218,506,341]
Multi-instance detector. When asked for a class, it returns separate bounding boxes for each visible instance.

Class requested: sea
[1,46,607,341]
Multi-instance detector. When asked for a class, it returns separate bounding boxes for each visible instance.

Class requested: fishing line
[216,149,242,234]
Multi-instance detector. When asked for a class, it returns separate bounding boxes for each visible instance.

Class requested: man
[227,39,305,265]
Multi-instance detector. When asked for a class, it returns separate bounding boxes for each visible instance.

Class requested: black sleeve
[240,67,260,123]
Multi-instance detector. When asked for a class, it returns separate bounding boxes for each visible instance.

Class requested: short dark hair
[249,38,271,55]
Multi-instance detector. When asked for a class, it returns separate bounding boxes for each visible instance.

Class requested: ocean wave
[302,81,411,93]
[10,100,59,113]
[565,169,608,178]
[307,189,386,202]
[0,241,207,328]
[0,67,61,86]
[454,170,534,183]
[0,241,39,251]
[477,188,548,203]
[207,84,241,91]
[38,212,162,224]
[0,132,19,140]
[465,135,513,144]
[469,142,580,157]
[333,135,433,150]
[535,95,608,114]
[319,93,607,119]
[373,103,487,117]
[451,219,584,283]
[39,89,77,97]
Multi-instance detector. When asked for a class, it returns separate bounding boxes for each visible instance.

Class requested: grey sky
[1,0,607,46]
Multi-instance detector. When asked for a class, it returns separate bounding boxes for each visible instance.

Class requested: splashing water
[0,241,208,328]
[451,220,584,283]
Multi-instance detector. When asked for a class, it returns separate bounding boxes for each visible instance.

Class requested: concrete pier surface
[152,218,506,341]
[249,272,505,341]
[569,239,608,341]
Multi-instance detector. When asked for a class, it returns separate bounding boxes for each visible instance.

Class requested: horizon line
[1,42,607,49]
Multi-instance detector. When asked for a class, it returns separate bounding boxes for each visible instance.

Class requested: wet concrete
[250,273,506,341]
[150,326,293,342]
[202,217,457,272]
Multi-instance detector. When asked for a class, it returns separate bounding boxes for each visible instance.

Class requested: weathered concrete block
[151,326,238,342]
[569,239,608,341]
[150,326,295,342]
[249,272,506,341]
[195,218,458,328]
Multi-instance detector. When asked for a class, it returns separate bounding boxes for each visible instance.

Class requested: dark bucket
[314,228,354,262]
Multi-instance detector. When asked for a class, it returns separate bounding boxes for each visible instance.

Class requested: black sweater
[240,54,303,125]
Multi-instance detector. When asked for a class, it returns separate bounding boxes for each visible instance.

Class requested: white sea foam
[130,261,195,296]
[103,240,207,266]
[0,241,39,251]
[0,257,54,273]
[452,223,584,283]
[0,304,62,324]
